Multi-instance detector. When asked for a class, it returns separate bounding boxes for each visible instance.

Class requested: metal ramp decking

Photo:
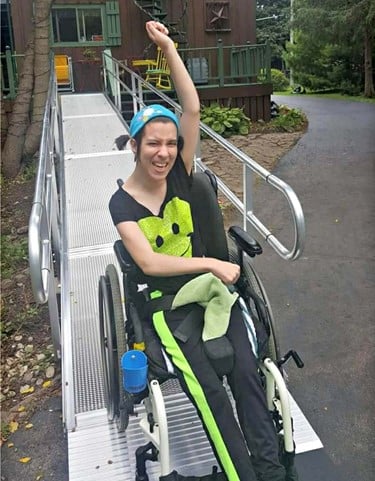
[61,93,322,480]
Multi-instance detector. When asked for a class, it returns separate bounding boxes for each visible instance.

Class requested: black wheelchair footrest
[277,350,304,369]
[135,442,158,481]
[159,467,227,481]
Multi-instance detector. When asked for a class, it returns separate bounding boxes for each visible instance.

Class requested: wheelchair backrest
[190,171,229,261]
[114,171,229,272]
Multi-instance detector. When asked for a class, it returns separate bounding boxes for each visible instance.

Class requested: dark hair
[115,134,130,150]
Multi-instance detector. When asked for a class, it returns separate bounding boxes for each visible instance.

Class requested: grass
[273,89,375,104]
[0,235,28,279]
[19,162,37,182]
[1,422,11,441]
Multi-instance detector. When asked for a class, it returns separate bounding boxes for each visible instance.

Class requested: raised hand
[145,21,173,50]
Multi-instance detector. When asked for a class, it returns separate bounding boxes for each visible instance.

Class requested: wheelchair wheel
[228,239,281,362]
[98,265,127,422]
[104,265,129,432]
[105,264,127,391]
[98,274,118,421]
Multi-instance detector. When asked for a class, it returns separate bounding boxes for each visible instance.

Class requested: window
[51,2,121,46]
[52,7,104,43]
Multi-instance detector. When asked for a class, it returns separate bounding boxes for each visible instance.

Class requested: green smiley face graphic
[138,197,193,257]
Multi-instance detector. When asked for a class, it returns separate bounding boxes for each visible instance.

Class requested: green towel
[171,273,238,342]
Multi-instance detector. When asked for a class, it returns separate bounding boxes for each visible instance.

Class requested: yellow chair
[132,44,178,90]
[54,55,75,92]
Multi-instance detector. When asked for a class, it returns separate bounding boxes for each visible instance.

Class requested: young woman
[109,21,287,481]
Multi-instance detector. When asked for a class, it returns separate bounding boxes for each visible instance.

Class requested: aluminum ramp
[61,93,323,480]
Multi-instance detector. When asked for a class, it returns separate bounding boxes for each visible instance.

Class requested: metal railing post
[102,51,108,95]
[243,164,255,234]
[114,61,121,111]
[131,73,138,114]
[48,268,61,360]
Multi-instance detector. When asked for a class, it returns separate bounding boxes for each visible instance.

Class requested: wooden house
[8,0,272,120]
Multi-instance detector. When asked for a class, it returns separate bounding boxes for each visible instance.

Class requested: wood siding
[10,0,33,54]
[11,0,256,61]
[9,1,269,120]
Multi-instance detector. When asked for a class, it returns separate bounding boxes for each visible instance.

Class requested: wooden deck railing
[0,46,23,99]
[178,40,271,88]
[1,40,271,99]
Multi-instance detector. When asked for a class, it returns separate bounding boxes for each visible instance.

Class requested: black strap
[145,296,202,344]
[173,306,202,343]
[145,295,175,318]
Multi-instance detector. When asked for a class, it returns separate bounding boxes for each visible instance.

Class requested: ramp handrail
[28,60,63,356]
[103,52,305,260]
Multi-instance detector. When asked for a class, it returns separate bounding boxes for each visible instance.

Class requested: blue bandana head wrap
[129,104,179,138]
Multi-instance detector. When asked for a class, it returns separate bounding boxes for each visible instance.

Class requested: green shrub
[339,80,361,96]
[271,69,289,91]
[200,103,251,137]
[270,104,307,131]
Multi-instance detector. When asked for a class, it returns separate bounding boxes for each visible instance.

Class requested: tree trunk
[23,0,53,159]
[1,34,35,179]
[363,26,374,98]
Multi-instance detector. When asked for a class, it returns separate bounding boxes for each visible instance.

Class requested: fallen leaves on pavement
[19,456,31,463]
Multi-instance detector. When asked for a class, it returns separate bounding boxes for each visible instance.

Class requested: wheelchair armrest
[114,239,135,273]
[228,225,263,257]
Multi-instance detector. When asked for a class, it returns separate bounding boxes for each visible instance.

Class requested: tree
[1,34,35,179]
[285,0,375,97]
[24,0,54,158]
[256,1,291,70]
[1,0,53,179]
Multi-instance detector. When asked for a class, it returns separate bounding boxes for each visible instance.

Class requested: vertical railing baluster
[217,39,224,87]
[265,39,271,82]
[5,46,16,98]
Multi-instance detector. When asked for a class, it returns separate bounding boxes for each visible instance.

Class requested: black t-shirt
[109,156,204,293]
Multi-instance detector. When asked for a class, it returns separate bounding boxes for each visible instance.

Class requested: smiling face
[131,119,178,181]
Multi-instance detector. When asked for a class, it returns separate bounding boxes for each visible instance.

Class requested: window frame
[51,4,107,47]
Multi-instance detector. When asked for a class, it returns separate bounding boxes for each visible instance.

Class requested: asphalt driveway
[254,95,375,481]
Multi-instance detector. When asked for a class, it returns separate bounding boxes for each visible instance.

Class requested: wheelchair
[98,170,304,481]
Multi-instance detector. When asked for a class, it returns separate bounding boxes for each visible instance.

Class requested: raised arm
[145,21,200,174]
